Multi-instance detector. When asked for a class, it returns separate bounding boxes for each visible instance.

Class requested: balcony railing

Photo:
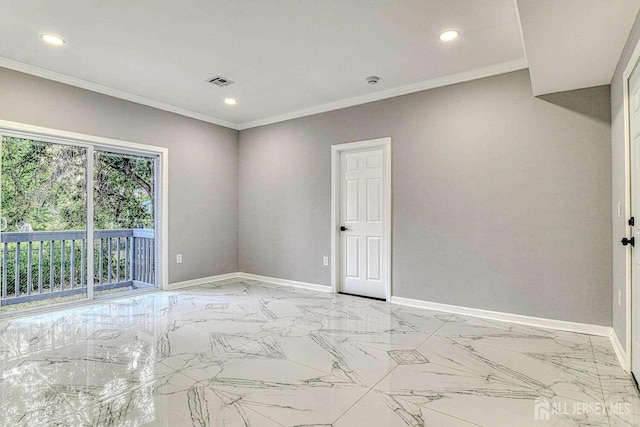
[0,229,155,306]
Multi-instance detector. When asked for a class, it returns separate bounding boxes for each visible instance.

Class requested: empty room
[1,1,639,426]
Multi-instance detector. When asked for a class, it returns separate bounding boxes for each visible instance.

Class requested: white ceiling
[0,1,637,129]
[0,0,525,129]
[517,0,640,96]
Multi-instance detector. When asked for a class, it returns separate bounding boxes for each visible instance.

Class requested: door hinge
[630,217,635,226]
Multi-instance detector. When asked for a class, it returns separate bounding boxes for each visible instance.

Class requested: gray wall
[0,67,239,284]
[240,69,612,326]
[0,64,613,326]
[611,11,640,350]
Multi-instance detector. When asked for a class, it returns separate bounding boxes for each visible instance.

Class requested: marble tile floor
[0,278,638,427]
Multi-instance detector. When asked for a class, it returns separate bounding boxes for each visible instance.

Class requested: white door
[631,60,640,378]
[339,148,387,299]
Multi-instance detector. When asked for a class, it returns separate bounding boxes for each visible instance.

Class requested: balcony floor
[0,278,638,426]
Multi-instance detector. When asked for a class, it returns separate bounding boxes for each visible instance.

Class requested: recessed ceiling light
[224,98,237,105]
[40,34,65,46]
[439,30,459,42]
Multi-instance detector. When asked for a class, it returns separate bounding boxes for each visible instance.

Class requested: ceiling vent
[207,76,234,87]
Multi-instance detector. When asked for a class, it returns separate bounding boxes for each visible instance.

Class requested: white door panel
[367,237,381,280]
[346,235,359,278]
[346,179,360,222]
[339,148,386,299]
[366,178,381,222]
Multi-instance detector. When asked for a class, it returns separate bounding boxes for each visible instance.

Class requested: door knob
[622,237,635,247]
[340,226,348,231]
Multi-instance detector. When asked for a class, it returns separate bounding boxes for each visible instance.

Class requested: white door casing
[621,30,640,374]
[331,138,391,300]
[630,60,640,378]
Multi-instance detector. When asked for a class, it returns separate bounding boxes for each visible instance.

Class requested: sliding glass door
[93,149,157,293]
[0,134,161,312]
[0,136,89,310]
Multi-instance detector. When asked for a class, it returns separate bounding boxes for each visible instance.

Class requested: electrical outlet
[619,289,622,307]
[176,254,183,264]
[323,256,329,266]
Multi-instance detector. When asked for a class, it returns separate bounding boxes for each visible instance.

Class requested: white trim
[1,120,166,156]
[168,272,240,290]
[331,137,392,301]
[237,272,331,293]
[159,151,170,291]
[622,36,640,373]
[168,272,331,293]
[0,120,170,292]
[0,57,239,130]
[611,329,628,372]
[86,145,95,299]
[0,56,527,132]
[391,296,613,337]
[237,58,528,129]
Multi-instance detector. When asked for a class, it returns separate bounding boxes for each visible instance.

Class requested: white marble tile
[590,338,640,427]
[427,326,605,404]
[357,317,614,426]
[0,279,637,427]
[38,412,92,427]
[335,388,485,426]
[0,362,80,427]
[368,361,611,426]
[179,349,369,426]
[78,369,286,426]
[27,342,175,411]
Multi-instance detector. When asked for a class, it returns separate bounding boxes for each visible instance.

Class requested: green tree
[1,137,154,231]
[94,151,154,230]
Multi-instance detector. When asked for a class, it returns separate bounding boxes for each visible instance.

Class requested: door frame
[330,137,391,300]
[0,120,169,292]
[623,38,640,373]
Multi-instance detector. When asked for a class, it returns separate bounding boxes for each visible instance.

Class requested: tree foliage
[1,137,154,232]
[94,151,154,229]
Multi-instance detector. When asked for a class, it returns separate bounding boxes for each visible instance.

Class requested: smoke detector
[366,76,380,85]
[207,76,234,87]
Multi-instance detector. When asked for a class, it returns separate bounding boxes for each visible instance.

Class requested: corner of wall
[236,128,241,272]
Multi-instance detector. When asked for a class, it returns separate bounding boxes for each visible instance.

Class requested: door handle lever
[340,226,348,231]
[622,237,635,247]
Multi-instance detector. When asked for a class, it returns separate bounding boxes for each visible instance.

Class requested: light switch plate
[619,289,622,307]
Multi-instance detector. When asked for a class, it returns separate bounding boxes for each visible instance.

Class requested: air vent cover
[207,76,234,87]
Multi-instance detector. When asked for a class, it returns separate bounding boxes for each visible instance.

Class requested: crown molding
[1,56,528,132]
[237,57,528,130]
[0,57,240,130]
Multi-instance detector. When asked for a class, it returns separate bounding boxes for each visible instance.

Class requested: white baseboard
[168,272,240,290]
[610,330,629,372]
[169,274,624,368]
[237,272,331,293]
[391,296,612,338]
